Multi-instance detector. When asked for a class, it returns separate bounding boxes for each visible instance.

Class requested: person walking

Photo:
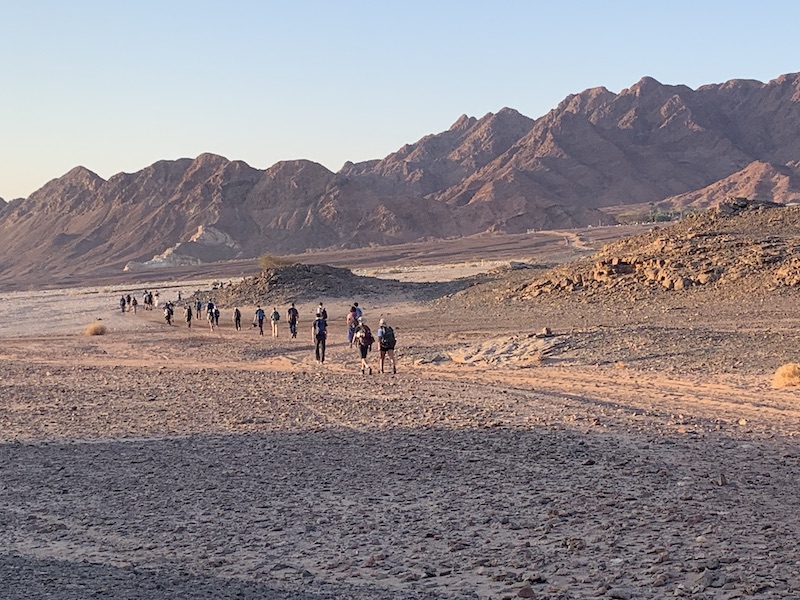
[316,302,327,320]
[119,295,126,313]
[195,299,202,319]
[131,296,138,314]
[185,305,193,328]
[214,306,220,327]
[270,307,280,337]
[353,302,363,319]
[377,318,397,374]
[353,317,374,375]
[233,307,242,331]
[254,306,265,336]
[287,302,299,338]
[312,313,327,363]
[346,306,358,347]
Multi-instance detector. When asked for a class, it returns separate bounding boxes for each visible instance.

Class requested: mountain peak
[626,76,665,96]
[449,114,477,131]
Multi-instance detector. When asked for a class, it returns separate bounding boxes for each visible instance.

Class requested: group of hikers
[119,293,397,374]
[119,291,161,314]
[308,301,396,374]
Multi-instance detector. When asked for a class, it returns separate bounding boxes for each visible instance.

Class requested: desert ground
[2,228,800,599]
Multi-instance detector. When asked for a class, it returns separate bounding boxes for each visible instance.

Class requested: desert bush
[85,322,107,336]
[773,363,800,388]
[258,253,289,271]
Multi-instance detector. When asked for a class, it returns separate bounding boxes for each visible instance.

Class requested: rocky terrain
[3,73,800,284]
[501,198,800,302]
[200,264,479,308]
[3,201,800,599]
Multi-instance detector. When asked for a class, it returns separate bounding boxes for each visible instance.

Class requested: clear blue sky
[1,0,797,200]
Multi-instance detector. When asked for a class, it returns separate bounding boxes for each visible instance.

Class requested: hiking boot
[368,367,372,375]
[392,365,396,374]
[361,367,364,375]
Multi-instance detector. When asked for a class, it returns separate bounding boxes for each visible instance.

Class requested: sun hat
[379,318,386,326]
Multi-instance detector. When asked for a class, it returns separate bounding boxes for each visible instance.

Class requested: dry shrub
[773,363,800,388]
[85,322,107,336]
[258,253,289,271]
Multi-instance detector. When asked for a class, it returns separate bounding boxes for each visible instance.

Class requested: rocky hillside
[664,161,800,211]
[504,198,800,303]
[2,72,800,284]
[197,264,475,307]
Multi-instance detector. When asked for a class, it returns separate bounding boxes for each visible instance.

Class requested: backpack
[315,319,327,336]
[271,310,280,321]
[380,326,395,349]
[361,325,374,347]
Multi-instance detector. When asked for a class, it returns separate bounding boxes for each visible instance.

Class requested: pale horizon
[2,0,798,201]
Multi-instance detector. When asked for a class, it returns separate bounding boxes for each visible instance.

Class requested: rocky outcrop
[510,199,800,300]
[202,263,471,305]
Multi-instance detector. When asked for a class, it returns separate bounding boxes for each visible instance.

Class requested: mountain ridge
[2,72,800,283]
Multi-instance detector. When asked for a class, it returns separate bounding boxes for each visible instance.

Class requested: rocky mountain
[2,72,800,284]
[664,160,800,211]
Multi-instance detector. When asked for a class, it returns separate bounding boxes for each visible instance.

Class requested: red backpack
[361,325,374,346]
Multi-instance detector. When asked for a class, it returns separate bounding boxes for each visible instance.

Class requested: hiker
[312,313,327,363]
[377,318,397,374]
[119,295,126,313]
[131,296,138,314]
[164,303,173,326]
[185,305,193,328]
[287,302,299,338]
[154,291,160,308]
[233,307,242,331]
[270,307,280,337]
[346,306,358,347]
[125,294,132,309]
[353,317,374,375]
[316,302,328,320]
[177,291,182,302]
[214,306,220,327]
[353,302,363,319]
[207,306,216,331]
[195,299,202,319]
[254,306,265,336]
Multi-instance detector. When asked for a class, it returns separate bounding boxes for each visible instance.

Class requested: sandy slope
[1,281,800,600]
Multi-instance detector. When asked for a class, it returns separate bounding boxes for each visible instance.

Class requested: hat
[358,316,364,323]
[379,318,386,326]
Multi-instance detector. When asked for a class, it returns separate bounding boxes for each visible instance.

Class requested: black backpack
[381,326,395,349]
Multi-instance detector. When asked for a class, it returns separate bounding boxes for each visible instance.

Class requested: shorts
[359,344,369,359]
[380,345,395,358]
